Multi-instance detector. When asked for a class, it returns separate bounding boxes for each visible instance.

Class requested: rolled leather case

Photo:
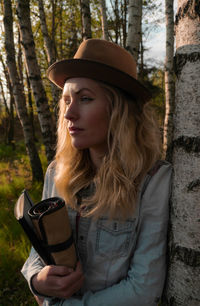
[28,197,77,268]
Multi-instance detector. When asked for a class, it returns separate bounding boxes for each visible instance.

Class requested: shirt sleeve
[43,162,172,306]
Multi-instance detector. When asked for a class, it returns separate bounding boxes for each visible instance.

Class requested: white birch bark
[126,0,142,62]
[37,0,56,65]
[163,0,200,305]
[80,0,92,40]
[3,0,43,182]
[163,0,175,159]
[16,0,56,163]
[100,0,109,40]
[37,0,60,109]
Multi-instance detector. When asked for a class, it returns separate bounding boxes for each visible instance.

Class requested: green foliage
[0,142,45,305]
[138,65,165,127]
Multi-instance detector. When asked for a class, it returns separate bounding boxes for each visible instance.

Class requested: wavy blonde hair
[55,82,161,219]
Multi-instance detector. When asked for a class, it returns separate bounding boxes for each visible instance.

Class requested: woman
[22,39,172,306]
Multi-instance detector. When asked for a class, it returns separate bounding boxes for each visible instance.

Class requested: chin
[71,142,88,150]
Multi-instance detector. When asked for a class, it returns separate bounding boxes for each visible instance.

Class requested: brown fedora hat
[47,39,151,102]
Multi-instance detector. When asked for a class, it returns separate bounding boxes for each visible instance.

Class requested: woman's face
[63,78,110,158]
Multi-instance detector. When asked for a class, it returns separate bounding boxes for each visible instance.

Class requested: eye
[64,99,71,106]
[80,96,93,102]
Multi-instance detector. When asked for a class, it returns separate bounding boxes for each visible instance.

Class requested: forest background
[0,0,199,305]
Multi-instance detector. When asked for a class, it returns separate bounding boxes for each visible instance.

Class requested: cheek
[89,111,109,133]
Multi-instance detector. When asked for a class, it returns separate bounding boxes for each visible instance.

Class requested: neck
[89,148,107,169]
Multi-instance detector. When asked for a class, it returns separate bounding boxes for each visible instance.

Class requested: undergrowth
[0,141,47,305]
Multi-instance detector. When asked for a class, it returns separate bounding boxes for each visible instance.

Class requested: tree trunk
[0,52,15,146]
[17,29,24,83]
[7,93,15,146]
[163,0,175,160]
[126,0,142,62]
[163,0,200,305]
[100,0,109,40]
[26,70,37,143]
[122,0,128,47]
[114,0,120,44]
[58,0,63,58]
[51,0,58,60]
[0,76,9,115]
[16,0,56,163]
[138,36,144,80]
[37,0,60,109]
[80,0,92,40]
[38,0,57,65]
[0,75,15,146]
[3,0,43,182]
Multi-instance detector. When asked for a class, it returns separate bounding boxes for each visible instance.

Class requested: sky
[145,0,177,67]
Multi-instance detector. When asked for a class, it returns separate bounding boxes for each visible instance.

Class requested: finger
[63,275,85,299]
[55,265,84,295]
[47,265,74,276]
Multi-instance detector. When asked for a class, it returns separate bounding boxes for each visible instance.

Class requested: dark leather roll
[29,197,77,268]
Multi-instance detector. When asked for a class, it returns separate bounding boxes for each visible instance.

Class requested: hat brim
[47,59,151,102]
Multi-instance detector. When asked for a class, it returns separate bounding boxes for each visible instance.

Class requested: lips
[68,126,84,134]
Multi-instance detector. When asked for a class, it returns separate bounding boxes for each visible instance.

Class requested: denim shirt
[21,161,172,306]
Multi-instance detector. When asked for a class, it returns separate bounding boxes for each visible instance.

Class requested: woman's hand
[32,261,84,299]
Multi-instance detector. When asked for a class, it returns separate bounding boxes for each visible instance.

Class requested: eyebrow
[62,87,95,98]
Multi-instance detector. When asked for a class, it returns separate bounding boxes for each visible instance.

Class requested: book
[14,190,53,265]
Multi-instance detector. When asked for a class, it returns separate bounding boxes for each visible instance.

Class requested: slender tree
[37,0,60,108]
[51,0,58,59]
[163,0,175,160]
[113,0,120,43]
[16,0,56,163]
[37,0,57,65]
[121,0,128,47]
[0,54,15,145]
[100,0,109,40]
[163,0,200,304]
[3,0,43,181]
[58,0,64,58]
[126,0,142,62]
[80,0,92,40]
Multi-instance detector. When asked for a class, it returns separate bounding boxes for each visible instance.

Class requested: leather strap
[45,233,74,253]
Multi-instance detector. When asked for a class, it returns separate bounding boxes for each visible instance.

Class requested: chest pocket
[95,218,136,258]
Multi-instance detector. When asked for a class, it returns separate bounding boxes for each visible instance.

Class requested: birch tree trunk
[126,0,142,62]
[0,53,15,145]
[100,0,109,40]
[122,0,128,47]
[80,0,92,40]
[16,0,56,163]
[37,0,56,65]
[37,0,60,108]
[3,0,43,182]
[163,0,175,160]
[114,0,120,44]
[163,0,200,304]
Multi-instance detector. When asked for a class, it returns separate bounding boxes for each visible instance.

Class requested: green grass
[0,142,46,305]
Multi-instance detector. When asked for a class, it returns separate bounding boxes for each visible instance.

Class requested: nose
[64,100,79,121]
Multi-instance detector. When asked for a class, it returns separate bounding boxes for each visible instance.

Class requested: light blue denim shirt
[21,161,172,306]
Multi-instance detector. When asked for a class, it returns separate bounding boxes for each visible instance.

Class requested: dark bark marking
[173,136,200,153]
[175,0,200,25]
[174,52,200,77]
[187,178,200,191]
[171,244,200,267]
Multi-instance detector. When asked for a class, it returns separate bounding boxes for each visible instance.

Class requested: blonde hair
[55,82,161,219]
